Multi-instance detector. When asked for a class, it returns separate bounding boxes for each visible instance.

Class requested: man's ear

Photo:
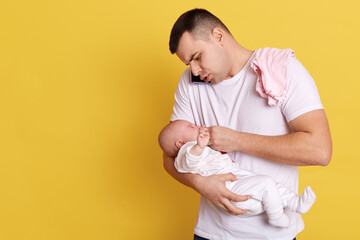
[212,28,225,45]
[175,140,185,149]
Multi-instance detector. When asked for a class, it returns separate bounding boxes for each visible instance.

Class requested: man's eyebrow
[185,51,199,66]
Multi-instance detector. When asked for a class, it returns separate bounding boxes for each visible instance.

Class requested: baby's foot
[296,186,316,214]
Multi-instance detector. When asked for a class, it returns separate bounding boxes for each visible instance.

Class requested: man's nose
[190,62,201,76]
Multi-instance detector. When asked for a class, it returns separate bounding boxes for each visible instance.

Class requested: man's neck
[227,42,254,78]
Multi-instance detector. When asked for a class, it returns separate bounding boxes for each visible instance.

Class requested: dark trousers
[194,234,296,240]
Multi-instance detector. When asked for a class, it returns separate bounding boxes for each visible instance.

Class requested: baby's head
[158,120,200,157]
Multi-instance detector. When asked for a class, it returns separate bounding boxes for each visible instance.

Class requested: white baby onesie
[175,141,316,228]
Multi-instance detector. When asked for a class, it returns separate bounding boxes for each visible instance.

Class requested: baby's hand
[197,125,209,148]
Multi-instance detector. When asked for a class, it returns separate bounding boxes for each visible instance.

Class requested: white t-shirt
[170,51,323,240]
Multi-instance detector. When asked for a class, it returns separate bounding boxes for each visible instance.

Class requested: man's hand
[208,126,240,152]
[193,173,250,215]
[163,152,249,215]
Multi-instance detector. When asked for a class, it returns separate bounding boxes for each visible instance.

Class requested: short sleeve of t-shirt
[171,68,194,123]
[280,57,324,122]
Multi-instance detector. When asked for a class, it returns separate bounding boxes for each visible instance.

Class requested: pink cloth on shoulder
[251,47,295,106]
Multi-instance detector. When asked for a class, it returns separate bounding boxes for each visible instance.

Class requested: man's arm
[163,152,250,215]
[208,109,332,166]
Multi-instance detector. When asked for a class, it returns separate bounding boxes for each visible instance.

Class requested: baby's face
[175,120,200,143]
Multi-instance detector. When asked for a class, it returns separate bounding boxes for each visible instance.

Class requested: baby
[158,120,316,228]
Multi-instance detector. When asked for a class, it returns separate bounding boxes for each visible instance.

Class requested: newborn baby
[158,120,316,228]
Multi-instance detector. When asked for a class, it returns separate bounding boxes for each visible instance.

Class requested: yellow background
[0,0,359,239]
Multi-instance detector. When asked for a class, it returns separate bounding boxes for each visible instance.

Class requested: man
[163,8,332,240]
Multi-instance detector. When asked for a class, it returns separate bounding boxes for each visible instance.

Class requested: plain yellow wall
[0,0,359,239]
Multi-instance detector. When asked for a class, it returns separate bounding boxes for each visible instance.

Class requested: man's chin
[209,79,220,85]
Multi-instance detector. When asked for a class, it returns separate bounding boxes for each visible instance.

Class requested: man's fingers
[214,200,235,215]
[222,173,238,182]
[224,188,251,202]
[222,199,248,216]
[228,192,251,202]
[218,188,251,215]
[216,202,230,214]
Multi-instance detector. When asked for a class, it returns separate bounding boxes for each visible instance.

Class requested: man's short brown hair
[169,8,231,54]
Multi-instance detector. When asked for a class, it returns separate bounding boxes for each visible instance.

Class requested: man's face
[176,31,230,85]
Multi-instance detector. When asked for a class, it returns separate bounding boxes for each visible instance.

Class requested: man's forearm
[235,131,331,166]
[209,110,332,166]
[162,151,251,215]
